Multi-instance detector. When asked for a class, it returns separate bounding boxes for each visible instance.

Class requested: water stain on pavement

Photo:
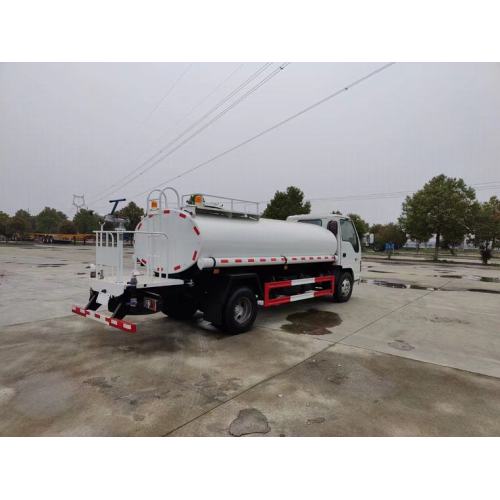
[362,279,500,294]
[306,417,326,424]
[98,334,186,355]
[361,279,407,289]
[83,376,113,390]
[229,408,270,436]
[409,284,436,290]
[437,274,500,283]
[479,276,500,283]
[193,373,242,402]
[83,375,169,409]
[327,372,349,384]
[281,309,342,335]
[388,340,415,351]
[430,316,470,325]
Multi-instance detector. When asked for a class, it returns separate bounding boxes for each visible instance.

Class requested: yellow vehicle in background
[31,232,95,244]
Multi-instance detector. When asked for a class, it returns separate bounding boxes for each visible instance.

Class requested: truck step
[264,275,335,307]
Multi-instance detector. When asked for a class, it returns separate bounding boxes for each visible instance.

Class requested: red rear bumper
[71,305,137,333]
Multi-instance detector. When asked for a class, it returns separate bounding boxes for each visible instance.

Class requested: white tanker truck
[72,188,361,334]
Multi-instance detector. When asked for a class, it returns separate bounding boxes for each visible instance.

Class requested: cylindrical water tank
[134,208,337,274]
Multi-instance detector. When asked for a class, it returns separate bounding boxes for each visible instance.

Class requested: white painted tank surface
[134,208,337,275]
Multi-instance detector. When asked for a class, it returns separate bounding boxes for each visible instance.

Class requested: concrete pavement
[1,244,499,436]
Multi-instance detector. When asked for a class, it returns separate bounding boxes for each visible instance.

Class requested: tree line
[2,176,499,263]
[262,177,500,264]
[0,202,145,238]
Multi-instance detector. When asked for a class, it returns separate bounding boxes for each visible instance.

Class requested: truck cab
[287,213,362,290]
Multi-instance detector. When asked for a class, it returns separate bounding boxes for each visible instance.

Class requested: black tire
[161,296,198,320]
[335,271,353,303]
[220,286,257,334]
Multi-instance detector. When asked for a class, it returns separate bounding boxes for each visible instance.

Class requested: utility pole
[72,194,86,213]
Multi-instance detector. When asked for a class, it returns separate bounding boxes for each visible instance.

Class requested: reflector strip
[173,264,181,271]
[193,226,200,235]
[213,255,335,267]
[71,305,137,333]
[179,213,187,219]
[163,209,170,214]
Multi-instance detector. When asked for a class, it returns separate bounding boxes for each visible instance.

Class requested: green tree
[14,209,35,231]
[59,220,77,234]
[7,210,33,238]
[399,175,476,261]
[371,223,407,250]
[73,209,101,233]
[117,201,145,230]
[471,196,500,264]
[262,186,311,220]
[35,207,67,233]
[347,213,369,239]
[0,211,10,236]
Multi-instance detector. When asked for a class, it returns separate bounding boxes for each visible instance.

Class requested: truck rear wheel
[335,271,353,302]
[161,296,198,320]
[220,286,257,334]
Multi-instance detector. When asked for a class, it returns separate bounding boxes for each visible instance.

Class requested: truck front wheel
[221,286,257,334]
[335,271,353,302]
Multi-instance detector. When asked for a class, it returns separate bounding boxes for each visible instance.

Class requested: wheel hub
[233,297,252,324]
[341,278,351,296]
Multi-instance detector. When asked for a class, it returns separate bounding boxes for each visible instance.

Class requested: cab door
[338,219,361,281]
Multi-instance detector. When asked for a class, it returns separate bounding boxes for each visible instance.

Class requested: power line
[91,63,287,203]
[90,180,500,215]
[88,62,195,203]
[122,64,290,188]
[88,63,273,204]
[248,182,500,212]
[130,62,396,200]
[307,182,500,203]
[164,63,246,134]
[141,63,194,124]
[128,64,275,181]
[87,64,245,204]
[134,64,247,168]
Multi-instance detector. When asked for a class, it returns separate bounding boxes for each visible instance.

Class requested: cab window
[340,219,359,252]
[327,220,338,236]
[298,219,322,227]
